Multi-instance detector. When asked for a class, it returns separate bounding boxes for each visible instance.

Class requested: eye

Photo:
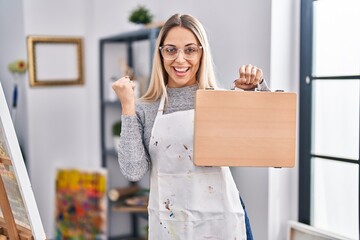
[164,46,177,55]
[184,47,197,55]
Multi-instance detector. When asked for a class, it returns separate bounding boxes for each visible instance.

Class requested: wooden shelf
[109,235,146,240]
[100,27,161,239]
[112,205,147,213]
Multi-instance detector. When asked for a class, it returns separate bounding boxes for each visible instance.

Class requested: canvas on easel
[0,82,46,239]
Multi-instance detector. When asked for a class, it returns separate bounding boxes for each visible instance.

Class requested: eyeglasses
[159,45,203,60]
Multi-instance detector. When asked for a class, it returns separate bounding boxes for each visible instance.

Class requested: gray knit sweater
[118,82,270,181]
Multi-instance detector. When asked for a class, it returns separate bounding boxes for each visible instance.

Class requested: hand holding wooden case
[194,90,297,167]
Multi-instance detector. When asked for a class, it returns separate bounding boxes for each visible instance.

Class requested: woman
[112,13,269,240]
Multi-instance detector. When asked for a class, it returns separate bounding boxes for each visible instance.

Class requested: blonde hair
[141,13,217,101]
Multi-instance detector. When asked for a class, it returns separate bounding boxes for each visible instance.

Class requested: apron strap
[157,93,166,117]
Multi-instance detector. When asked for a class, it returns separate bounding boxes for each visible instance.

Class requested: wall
[268,0,301,239]
[0,0,300,238]
[0,0,28,159]
[93,0,272,86]
[21,0,102,236]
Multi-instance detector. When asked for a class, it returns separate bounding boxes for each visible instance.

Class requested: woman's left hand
[234,64,263,90]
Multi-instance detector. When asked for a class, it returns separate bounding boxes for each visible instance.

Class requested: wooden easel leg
[0,175,20,240]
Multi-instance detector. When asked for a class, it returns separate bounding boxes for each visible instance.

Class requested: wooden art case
[193,89,297,167]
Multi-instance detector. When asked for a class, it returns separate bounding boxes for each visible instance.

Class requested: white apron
[148,94,247,240]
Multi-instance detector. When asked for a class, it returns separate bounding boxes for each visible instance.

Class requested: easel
[0,156,33,240]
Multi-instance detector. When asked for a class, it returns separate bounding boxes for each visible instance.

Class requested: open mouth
[173,67,190,73]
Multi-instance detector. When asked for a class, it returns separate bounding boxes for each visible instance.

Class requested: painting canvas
[0,82,46,239]
[54,168,107,240]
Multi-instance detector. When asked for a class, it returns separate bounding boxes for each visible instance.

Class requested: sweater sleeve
[232,79,271,91]
[257,79,271,91]
[117,112,150,182]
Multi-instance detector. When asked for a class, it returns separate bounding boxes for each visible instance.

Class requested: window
[299,0,360,239]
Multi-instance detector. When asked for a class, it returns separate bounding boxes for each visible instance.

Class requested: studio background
[0,0,300,239]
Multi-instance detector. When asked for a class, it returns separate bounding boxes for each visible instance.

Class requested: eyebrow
[162,43,198,47]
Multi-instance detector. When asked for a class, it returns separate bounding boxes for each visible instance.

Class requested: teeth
[174,67,189,73]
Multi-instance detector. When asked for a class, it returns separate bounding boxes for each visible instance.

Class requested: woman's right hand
[112,76,136,115]
[234,64,263,90]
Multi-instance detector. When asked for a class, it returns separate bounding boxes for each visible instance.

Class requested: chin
[168,77,196,88]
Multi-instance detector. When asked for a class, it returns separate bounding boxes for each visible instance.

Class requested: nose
[175,49,186,62]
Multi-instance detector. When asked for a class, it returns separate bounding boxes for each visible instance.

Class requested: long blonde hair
[141,13,217,101]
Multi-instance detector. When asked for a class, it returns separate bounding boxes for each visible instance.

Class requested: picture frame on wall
[27,36,84,87]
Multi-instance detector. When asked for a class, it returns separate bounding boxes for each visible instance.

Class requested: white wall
[0,0,301,238]
[0,0,28,158]
[21,0,101,236]
[93,0,272,86]
[269,0,301,239]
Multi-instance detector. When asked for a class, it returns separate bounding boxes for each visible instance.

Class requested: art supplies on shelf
[109,186,149,213]
[108,185,140,202]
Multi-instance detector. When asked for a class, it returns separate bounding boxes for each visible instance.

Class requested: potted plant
[128,5,153,25]
[112,120,121,151]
